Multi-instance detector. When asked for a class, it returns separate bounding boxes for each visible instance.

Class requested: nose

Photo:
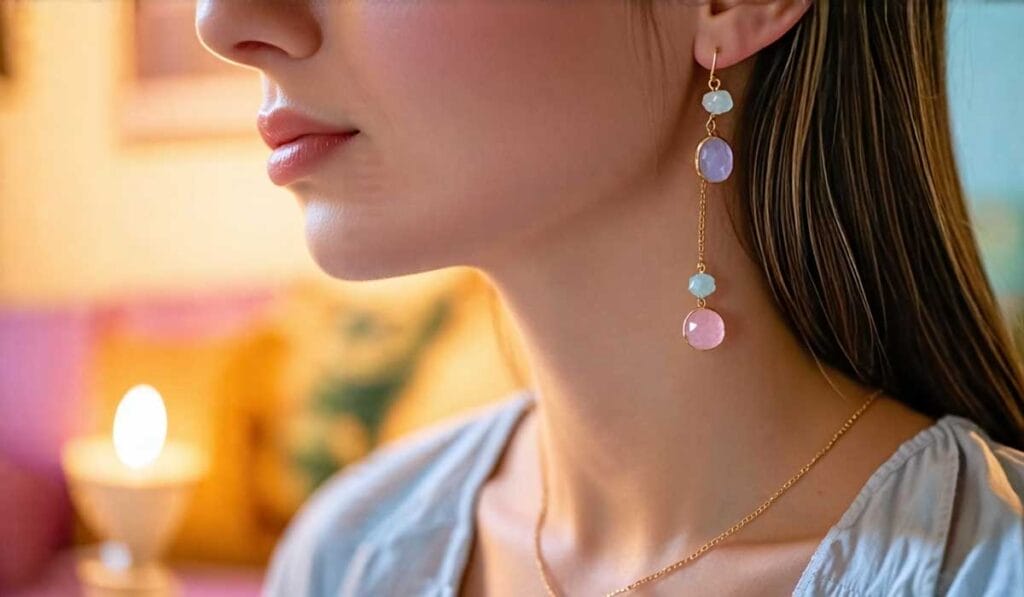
[195,0,322,71]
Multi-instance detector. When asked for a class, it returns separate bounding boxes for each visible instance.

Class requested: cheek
[343,2,666,233]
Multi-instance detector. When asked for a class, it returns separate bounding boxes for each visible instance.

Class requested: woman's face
[197,1,699,280]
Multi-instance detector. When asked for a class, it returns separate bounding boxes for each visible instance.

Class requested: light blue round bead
[702,90,734,115]
[688,272,716,298]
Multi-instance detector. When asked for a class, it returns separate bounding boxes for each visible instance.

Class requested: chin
[297,191,498,282]
[302,220,449,283]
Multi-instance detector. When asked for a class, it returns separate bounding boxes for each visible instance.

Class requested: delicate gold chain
[532,388,882,596]
[694,178,708,309]
[696,177,707,272]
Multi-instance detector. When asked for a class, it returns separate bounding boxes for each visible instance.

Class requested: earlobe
[693,0,813,70]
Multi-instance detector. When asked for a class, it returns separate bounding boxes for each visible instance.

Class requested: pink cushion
[0,456,67,590]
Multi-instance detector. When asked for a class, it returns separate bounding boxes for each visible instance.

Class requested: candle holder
[60,385,207,596]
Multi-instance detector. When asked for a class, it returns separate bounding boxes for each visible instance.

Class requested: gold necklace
[531,388,882,596]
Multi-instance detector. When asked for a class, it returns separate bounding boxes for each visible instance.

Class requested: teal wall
[948,1,1024,294]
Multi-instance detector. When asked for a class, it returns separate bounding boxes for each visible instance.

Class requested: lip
[265,131,358,186]
[257,109,359,185]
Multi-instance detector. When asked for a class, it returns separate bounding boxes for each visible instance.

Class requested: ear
[693,0,813,70]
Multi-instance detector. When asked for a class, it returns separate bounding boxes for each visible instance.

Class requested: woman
[196,1,1024,595]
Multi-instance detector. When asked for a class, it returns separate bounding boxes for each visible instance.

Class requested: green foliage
[295,295,454,490]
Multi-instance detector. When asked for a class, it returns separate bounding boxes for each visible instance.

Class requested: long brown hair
[489,0,1024,448]
[734,0,1024,447]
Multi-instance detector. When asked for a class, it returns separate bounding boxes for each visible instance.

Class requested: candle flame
[112,384,167,469]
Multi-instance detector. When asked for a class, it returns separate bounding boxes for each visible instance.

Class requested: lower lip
[266,132,359,186]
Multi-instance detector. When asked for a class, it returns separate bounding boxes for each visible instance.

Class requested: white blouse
[264,388,1024,596]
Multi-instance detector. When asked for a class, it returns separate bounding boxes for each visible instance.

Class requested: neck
[477,156,877,561]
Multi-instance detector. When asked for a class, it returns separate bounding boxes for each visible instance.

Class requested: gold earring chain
[695,177,708,308]
[532,388,882,596]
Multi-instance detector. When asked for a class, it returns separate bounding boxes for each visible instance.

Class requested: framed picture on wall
[119,0,260,141]
[0,6,8,79]
[0,0,23,104]
[0,0,16,82]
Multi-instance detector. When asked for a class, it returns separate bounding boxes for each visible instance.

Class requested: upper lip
[257,109,358,150]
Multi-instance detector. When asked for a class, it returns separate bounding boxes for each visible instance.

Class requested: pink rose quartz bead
[683,307,725,350]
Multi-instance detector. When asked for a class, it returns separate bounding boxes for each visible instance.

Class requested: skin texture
[197,1,936,594]
[201,1,678,281]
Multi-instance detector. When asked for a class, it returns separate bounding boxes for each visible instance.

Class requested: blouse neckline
[444,389,962,594]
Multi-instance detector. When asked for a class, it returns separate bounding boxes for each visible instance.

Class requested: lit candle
[61,384,207,593]
[113,383,168,471]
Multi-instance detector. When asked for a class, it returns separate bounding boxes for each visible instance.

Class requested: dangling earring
[683,47,731,351]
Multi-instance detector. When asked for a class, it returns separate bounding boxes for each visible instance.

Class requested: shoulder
[262,389,533,597]
[935,415,1024,595]
[798,413,1024,596]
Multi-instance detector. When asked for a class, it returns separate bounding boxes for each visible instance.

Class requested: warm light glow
[112,384,167,469]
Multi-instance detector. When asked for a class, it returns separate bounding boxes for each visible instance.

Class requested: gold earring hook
[708,47,721,92]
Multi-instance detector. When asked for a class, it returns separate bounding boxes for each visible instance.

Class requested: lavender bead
[696,136,733,183]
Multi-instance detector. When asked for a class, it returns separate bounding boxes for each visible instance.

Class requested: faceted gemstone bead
[702,90,733,115]
[682,307,725,350]
[688,272,716,298]
[696,136,733,183]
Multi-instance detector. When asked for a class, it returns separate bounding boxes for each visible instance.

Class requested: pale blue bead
[702,90,733,115]
[688,272,716,298]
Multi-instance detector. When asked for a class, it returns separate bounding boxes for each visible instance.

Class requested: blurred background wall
[948,1,1024,303]
[0,1,1022,595]
[0,0,308,301]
